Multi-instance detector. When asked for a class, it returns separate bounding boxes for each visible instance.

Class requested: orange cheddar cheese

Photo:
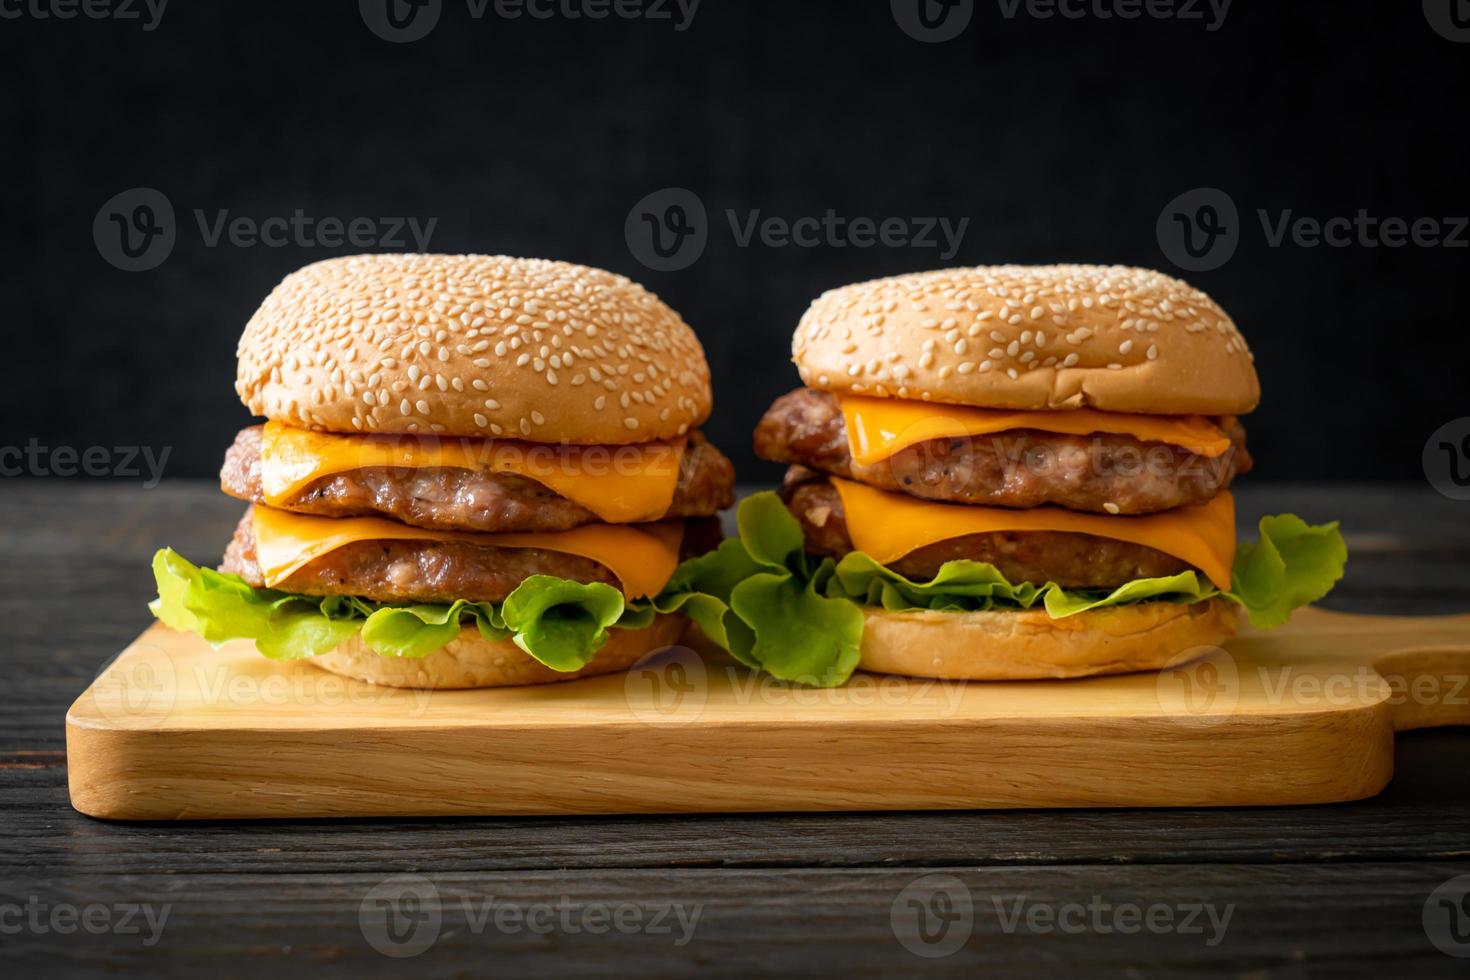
[251,506,683,599]
[259,421,685,525]
[830,477,1236,590]
[838,395,1231,467]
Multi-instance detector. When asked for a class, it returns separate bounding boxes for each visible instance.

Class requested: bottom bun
[858,598,1240,681]
[308,614,687,689]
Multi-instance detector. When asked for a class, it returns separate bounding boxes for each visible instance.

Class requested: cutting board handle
[1369,644,1470,732]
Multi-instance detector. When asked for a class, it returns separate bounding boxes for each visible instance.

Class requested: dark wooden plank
[1,862,1466,978]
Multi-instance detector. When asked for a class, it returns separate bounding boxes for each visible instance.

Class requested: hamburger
[151,254,734,689]
[693,265,1346,686]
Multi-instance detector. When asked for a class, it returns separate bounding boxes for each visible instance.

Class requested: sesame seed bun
[855,597,1240,681]
[307,613,687,689]
[236,254,713,443]
[792,265,1260,416]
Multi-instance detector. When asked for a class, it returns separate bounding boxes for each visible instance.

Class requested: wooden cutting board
[66,608,1470,820]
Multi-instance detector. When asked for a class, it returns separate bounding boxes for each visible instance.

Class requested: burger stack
[152,254,735,689]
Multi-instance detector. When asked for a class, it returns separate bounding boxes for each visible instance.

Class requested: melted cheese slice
[252,506,683,599]
[831,477,1236,590]
[839,395,1231,467]
[259,421,685,524]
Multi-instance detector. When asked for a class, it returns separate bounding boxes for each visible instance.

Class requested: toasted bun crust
[793,265,1259,416]
[236,254,712,443]
[308,614,687,689]
[857,597,1239,681]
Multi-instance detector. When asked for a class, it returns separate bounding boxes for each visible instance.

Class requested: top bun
[236,254,712,443]
[792,265,1259,416]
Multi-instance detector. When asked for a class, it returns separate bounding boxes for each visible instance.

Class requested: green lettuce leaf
[1230,514,1347,629]
[499,576,625,671]
[695,492,1347,687]
[149,547,732,672]
[667,493,863,683]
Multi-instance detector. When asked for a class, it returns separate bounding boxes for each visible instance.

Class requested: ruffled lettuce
[683,492,1347,687]
[671,493,863,687]
[149,548,730,673]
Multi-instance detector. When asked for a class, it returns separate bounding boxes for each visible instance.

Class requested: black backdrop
[4,0,1467,484]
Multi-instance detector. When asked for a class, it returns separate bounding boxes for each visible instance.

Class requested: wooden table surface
[4,482,1470,977]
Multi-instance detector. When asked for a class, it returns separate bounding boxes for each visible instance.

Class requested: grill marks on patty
[754,388,1249,515]
[220,507,723,605]
[221,425,735,533]
[782,472,1191,589]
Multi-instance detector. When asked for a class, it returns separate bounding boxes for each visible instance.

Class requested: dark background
[3,0,1467,486]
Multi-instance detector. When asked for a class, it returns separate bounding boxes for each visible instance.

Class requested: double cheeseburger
[731,264,1345,684]
[152,254,734,689]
